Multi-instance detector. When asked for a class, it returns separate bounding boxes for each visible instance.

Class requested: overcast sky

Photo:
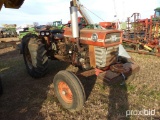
[0,0,159,26]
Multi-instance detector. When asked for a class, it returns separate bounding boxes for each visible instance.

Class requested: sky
[0,0,159,26]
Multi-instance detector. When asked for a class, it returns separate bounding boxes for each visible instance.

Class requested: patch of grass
[95,82,106,91]
[148,90,160,100]
[127,84,136,92]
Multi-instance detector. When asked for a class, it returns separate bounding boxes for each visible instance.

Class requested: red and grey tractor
[0,0,139,112]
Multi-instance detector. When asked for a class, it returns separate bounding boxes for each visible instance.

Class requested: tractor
[0,0,139,112]
[153,7,160,20]
[52,20,64,30]
[19,0,139,112]
[17,26,37,39]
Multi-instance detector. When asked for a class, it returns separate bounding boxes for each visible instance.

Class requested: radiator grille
[94,46,119,68]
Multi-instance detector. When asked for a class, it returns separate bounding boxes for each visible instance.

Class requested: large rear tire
[53,70,86,112]
[22,34,48,78]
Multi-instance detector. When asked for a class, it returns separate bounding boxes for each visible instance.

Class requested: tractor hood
[64,27,123,47]
[0,0,24,10]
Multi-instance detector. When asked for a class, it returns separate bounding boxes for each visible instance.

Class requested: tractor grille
[105,32,121,44]
[94,45,119,68]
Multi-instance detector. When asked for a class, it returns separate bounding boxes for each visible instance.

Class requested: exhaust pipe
[70,1,82,51]
[70,5,79,38]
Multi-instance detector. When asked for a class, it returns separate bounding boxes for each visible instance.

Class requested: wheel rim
[58,81,73,103]
[24,47,33,69]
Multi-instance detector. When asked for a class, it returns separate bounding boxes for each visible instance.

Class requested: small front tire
[53,70,86,112]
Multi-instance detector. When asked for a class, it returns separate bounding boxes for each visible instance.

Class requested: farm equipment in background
[17,24,55,39]
[17,21,64,39]
[19,0,139,112]
[153,7,160,20]
[99,22,117,29]
[17,27,37,39]
[68,16,87,27]
[0,24,17,38]
[51,20,64,29]
[0,24,19,49]
[122,8,160,56]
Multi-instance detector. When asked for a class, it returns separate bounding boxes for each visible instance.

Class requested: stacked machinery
[123,8,160,56]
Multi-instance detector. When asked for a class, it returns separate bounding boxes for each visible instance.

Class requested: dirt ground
[0,37,20,49]
[0,47,160,120]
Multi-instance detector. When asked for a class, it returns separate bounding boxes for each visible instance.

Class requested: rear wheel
[22,34,48,78]
[53,70,86,112]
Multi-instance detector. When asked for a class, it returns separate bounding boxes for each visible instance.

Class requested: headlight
[40,32,45,36]
[40,31,50,36]
[46,32,50,36]
[105,33,121,43]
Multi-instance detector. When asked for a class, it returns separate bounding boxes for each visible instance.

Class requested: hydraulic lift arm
[74,0,94,25]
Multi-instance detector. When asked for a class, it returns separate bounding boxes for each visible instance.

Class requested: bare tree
[33,22,39,27]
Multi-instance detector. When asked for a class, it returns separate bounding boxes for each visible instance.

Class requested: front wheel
[53,70,86,112]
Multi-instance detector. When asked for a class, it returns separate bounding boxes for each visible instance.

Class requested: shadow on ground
[0,48,96,120]
[107,83,130,120]
[1,48,159,119]
[0,48,67,120]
